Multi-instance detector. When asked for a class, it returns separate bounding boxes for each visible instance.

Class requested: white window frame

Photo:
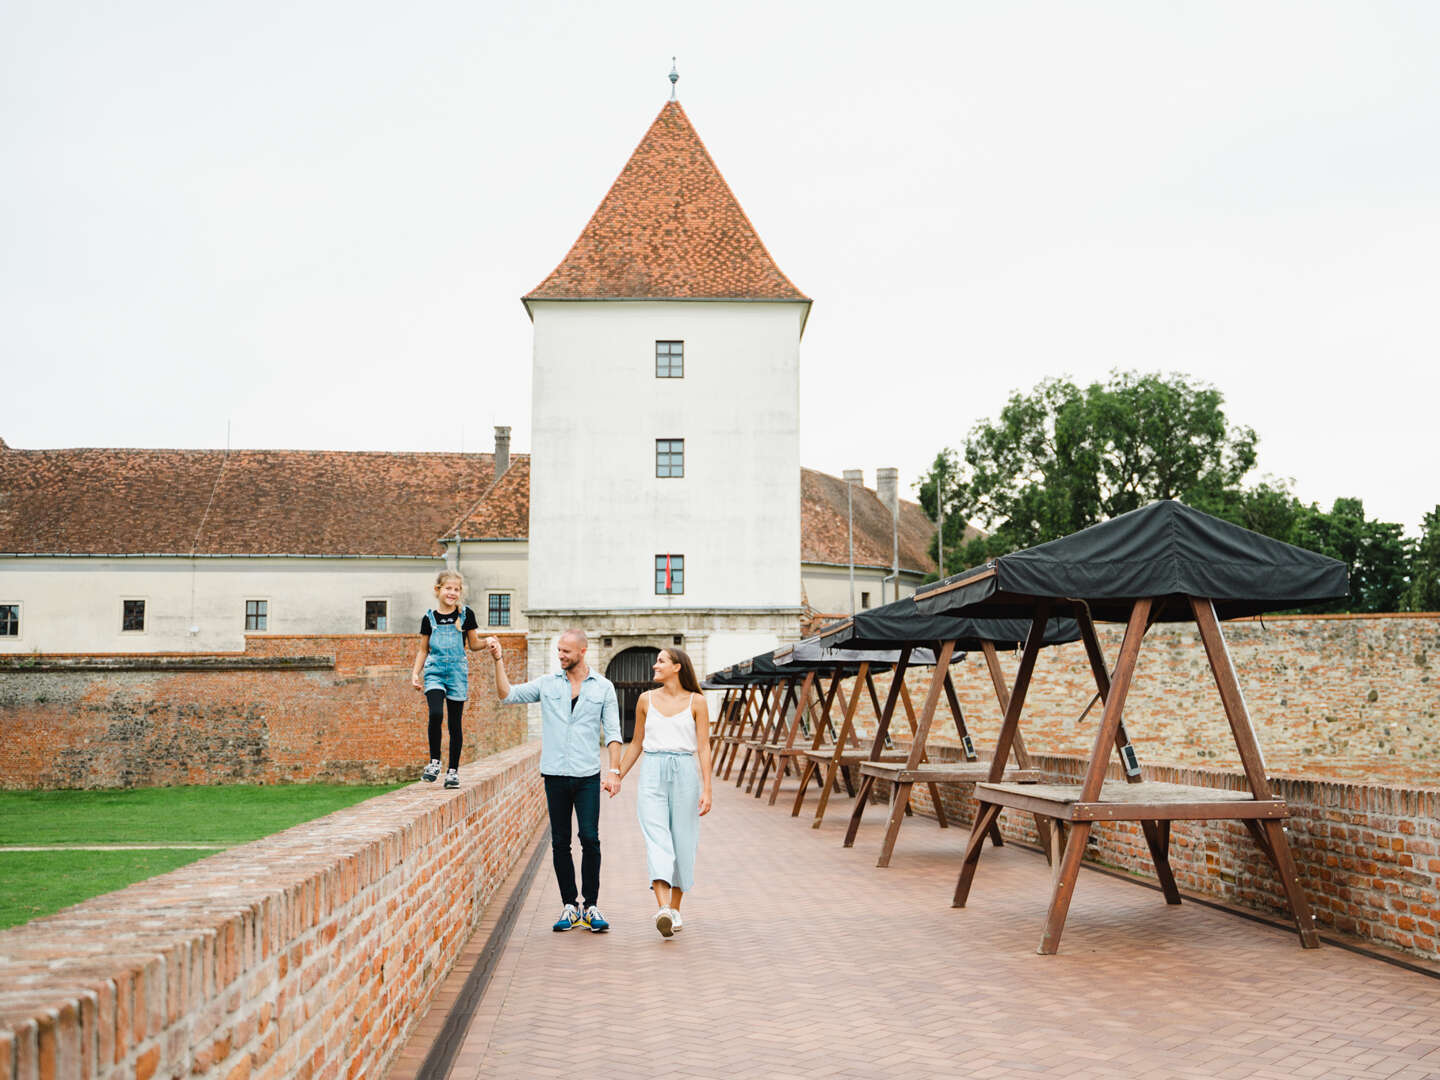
[363,598,390,633]
[120,597,148,635]
[244,598,270,632]
[0,601,22,641]
[487,592,513,628]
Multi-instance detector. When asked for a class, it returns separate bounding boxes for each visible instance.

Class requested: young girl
[616,647,713,938]
[410,570,483,788]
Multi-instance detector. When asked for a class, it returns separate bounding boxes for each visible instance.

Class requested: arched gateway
[605,647,659,742]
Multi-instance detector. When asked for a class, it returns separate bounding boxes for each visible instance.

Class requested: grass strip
[0,849,213,930]
[0,783,404,845]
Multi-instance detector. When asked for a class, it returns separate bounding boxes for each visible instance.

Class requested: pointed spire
[524,102,808,304]
[669,57,679,101]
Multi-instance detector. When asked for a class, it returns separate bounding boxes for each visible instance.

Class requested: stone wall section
[0,743,544,1080]
[844,614,1440,786]
[0,634,528,789]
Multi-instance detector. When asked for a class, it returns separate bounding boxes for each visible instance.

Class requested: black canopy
[914,500,1349,622]
[706,649,889,686]
[816,595,1081,651]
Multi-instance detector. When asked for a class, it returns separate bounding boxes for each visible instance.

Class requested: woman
[617,647,713,938]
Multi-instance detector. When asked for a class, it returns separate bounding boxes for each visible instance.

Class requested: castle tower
[522,92,809,714]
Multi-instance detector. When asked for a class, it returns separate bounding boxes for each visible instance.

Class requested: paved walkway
[401,765,1440,1080]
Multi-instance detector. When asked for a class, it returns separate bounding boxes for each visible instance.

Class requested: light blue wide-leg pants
[636,751,700,891]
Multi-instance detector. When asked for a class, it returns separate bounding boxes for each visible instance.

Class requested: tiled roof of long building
[799,468,943,574]
[0,445,940,571]
[524,101,808,304]
[0,445,498,556]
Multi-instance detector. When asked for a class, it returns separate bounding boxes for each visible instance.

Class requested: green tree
[1405,505,1440,611]
[1291,498,1412,613]
[921,371,1258,571]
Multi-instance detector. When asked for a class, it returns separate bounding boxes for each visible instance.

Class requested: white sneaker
[422,759,442,782]
[671,910,683,932]
[654,907,674,938]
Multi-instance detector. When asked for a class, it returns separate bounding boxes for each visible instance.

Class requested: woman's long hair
[662,647,702,695]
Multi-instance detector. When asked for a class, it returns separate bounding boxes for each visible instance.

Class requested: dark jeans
[543,773,601,908]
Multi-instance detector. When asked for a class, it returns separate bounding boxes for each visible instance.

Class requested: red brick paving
[398,770,1440,1080]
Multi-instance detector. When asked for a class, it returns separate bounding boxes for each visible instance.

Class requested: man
[486,629,622,932]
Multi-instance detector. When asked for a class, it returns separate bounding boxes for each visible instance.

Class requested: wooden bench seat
[976,779,1286,822]
[859,761,1041,786]
[799,748,909,766]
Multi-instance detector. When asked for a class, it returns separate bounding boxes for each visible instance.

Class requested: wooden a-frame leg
[748,752,769,795]
[987,816,1005,847]
[1242,818,1275,862]
[1036,813,1057,866]
[811,758,843,828]
[843,775,877,847]
[1047,820,1067,888]
[1039,821,1093,954]
[926,782,949,828]
[1259,819,1320,948]
[876,781,913,867]
[1140,820,1181,904]
[952,802,1003,907]
[767,755,787,805]
[790,759,818,817]
[840,766,856,797]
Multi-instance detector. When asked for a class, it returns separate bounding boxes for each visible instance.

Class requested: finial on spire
[669,57,679,101]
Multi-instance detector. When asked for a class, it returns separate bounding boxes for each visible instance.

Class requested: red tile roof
[449,456,530,540]
[524,102,809,306]
[800,468,943,575]
[0,444,941,571]
[0,445,498,557]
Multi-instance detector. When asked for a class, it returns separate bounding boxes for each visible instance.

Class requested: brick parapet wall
[0,743,545,1080]
[882,745,1440,961]
[0,634,528,789]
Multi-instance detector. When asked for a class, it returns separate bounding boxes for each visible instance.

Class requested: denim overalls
[422,607,469,701]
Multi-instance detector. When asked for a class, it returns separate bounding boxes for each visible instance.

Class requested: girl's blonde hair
[434,570,466,597]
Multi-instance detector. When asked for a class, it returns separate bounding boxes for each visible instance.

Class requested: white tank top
[642,692,699,753]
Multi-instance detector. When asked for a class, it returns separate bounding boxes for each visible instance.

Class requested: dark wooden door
[606,647,660,742]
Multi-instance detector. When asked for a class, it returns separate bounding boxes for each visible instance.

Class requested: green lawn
[0,783,403,929]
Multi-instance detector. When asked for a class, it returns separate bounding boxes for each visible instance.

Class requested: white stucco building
[518,98,810,692]
[0,96,949,703]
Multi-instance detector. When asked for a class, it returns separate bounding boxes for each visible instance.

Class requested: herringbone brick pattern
[435,773,1440,1079]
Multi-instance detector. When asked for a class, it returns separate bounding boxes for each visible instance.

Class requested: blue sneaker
[552,904,581,932]
[582,905,610,933]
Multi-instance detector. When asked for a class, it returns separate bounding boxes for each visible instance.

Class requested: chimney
[876,467,898,515]
[493,426,511,476]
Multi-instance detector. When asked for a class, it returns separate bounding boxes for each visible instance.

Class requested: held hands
[484,636,503,660]
[601,772,621,797]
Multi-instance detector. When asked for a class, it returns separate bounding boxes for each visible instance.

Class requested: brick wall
[0,743,545,1080]
[0,634,528,789]
[844,613,1440,786]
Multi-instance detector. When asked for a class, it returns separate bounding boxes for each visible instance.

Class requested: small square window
[122,599,146,633]
[0,604,18,637]
[245,600,268,631]
[488,593,511,627]
[655,554,684,595]
[655,340,684,378]
[656,438,685,478]
[364,600,388,632]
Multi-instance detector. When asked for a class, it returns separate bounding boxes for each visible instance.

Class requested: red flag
[664,554,672,591]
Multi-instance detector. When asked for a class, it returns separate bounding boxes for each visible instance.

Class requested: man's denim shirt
[503,670,622,777]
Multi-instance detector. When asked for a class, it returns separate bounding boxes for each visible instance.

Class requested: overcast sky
[3,1,1436,533]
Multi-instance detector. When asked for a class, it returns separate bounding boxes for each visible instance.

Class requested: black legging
[425,689,464,770]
